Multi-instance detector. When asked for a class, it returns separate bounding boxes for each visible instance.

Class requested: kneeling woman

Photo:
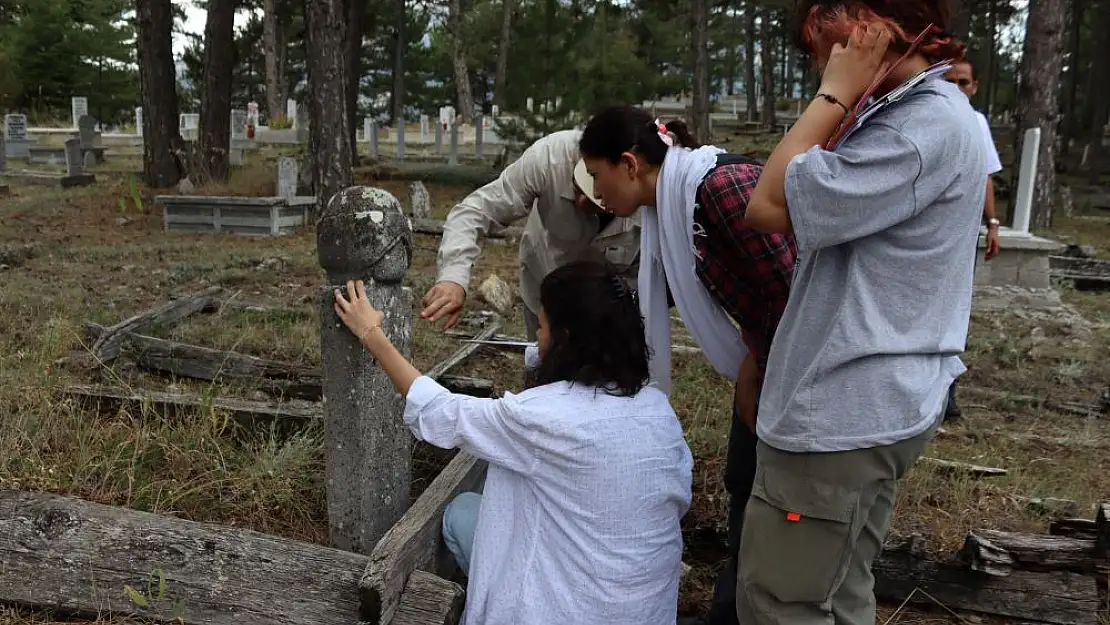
[333,261,693,625]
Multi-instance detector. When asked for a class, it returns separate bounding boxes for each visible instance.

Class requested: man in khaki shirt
[421,129,642,339]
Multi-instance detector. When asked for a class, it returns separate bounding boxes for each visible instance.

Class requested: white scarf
[639,145,749,395]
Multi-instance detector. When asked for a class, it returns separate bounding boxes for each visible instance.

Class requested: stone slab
[1,172,95,188]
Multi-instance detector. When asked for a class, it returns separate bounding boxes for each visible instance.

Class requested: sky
[175,4,255,56]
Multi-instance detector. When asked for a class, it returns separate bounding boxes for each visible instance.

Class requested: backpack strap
[714,152,764,169]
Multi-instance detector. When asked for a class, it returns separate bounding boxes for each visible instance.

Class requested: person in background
[578,106,796,625]
[943,57,1003,420]
[741,0,983,622]
[334,260,692,625]
[421,129,641,340]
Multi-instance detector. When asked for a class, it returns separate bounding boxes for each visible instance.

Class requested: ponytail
[580,106,705,167]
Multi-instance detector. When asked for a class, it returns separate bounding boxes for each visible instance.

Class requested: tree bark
[950,0,971,42]
[1085,0,1110,184]
[744,0,757,122]
[492,0,514,108]
[305,0,353,207]
[760,9,777,129]
[449,0,474,123]
[263,0,285,122]
[690,0,711,142]
[390,0,406,124]
[1061,0,1085,164]
[197,0,237,183]
[1015,0,1070,229]
[984,0,998,115]
[134,0,184,188]
[347,0,366,166]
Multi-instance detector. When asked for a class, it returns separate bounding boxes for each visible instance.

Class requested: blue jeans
[442,491,482,575]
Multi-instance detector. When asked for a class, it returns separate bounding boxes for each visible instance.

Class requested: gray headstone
[420,115,430,143]
[395,119,405,163]
[316,185,413,554]
[78,115,97,148]
[229,147,244,167]
[5,114,29,159]
[369,121,379,160]
[0,130,6,173]
[64,138,83,176]
[277,157,298,199]
[231,109,249,139]
[434,121,443,155]
[1012,127,1041,234]
[409,181,431,219]
[448,123,459,166]
[83,150,96,170]
[135,107,144,137]
[363,117,372,143]
[295,108,308,143]
[475,115,484,161]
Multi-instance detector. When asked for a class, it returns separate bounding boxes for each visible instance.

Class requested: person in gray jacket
[421,129,641,339]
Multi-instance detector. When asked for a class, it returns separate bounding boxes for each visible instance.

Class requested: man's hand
[421,282,466,330]
[985,227,1000,261]
[735,352,763,433]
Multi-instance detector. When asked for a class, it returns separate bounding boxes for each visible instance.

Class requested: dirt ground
[1,137,1108,624]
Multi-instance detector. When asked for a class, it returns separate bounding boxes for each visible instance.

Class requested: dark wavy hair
[791,0,966,62]
[535,260,650,397]
[579,105,700,167]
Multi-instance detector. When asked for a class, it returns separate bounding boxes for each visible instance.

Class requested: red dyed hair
[793,0,966,62]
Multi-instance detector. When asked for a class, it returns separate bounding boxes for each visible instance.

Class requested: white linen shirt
[404,375,693,625]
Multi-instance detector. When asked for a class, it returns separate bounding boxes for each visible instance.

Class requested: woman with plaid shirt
[578,105,796,625]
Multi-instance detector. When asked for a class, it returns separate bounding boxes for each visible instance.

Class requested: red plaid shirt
[692,162,797,371]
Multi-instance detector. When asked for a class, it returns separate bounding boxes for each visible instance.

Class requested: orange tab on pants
[785,512,802,522]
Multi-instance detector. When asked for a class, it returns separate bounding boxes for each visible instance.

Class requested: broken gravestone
[277,157,298,200]
[408,180,431,219]
[478,274,514,316]
[316,186,414,555]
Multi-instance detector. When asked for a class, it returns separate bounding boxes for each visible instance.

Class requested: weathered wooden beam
[426,321,502,380]
[874,540,1101,625]
[959,529,1109,577]
[391,570,464,625]
[918,457,1009,478]
[0,491,367,625]
[86,324,495,401]
[360,451,488,625]
[444,330,703,355]
[88,286,225,363]
[1050,518,1099,540]
[961,386,1107,418]
[63,384,321,428]
[410,218,524,240]
[1096,504,1110,555]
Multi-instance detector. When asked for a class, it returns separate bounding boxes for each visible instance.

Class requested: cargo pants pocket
[739,460,861,607]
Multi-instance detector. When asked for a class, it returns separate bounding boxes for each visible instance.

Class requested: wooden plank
[391,570,464,625]
[1096,504,1110,555]
[0,491,368,625]
[410,218,523,240]
[89,287,224,363]
[1050,518,1099,540]
[959,529,1109,577]
[874,541,1101,625]
[360,452,488,625]
[425,320,502,380]
[62,384,321,428]
[918,457,1009,478]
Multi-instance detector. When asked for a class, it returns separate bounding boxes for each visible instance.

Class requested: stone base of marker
[1,171,94,188]
[974,228,1066,289]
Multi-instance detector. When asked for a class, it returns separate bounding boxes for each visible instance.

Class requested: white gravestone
[364,118,372,143]
[439,106,456,129]
[420,114,430,143]
[247,102,260,127]
[287,99,298,126]
[1012,127,1041,235]
[231,110,249,139]
[64,138,83,177]
[5,114,30,159]
[277,157,298,199]
[71,97,88,129]
[526,97,534,112]
[135,107,143,137]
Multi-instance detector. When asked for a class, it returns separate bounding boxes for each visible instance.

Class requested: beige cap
[573,159,604,209]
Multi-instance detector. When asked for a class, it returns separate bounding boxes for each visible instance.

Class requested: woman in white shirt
[333,260,693,625]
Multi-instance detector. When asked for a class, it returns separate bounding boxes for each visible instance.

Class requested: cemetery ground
[1,143,1109,625]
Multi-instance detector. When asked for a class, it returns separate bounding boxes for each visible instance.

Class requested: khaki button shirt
[436,129,641,315]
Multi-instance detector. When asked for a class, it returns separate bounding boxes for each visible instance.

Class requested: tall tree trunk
[263,0,284,121]
[1015,0,1069,228]
[134,0,184,188]
[691,0,710,142]
[951,0,971,42]
[493,0,514,108]
[305,0,353,206]
[743,0,757,122]
[197,0,237,183]
[449,0,474,123]
[390,0,405,123]
[760,10,777,129]
[346,0,365,165]
[985,0,997,115]
[1085,0,1110,184]
[1061,0,1085,164]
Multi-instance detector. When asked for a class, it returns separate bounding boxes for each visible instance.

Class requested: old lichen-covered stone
[317,186,413,555]
[477,274,514,316]
[408,181,432,220]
